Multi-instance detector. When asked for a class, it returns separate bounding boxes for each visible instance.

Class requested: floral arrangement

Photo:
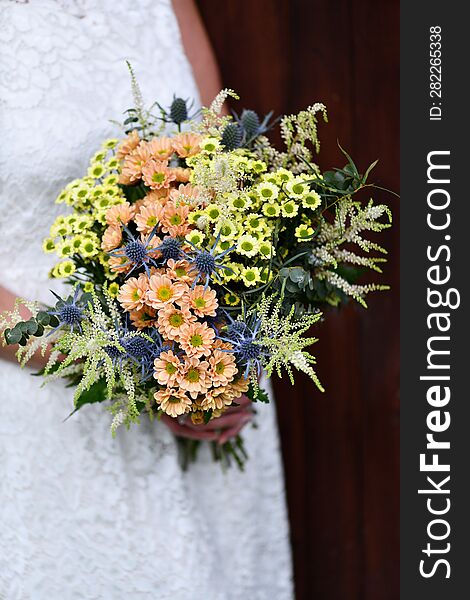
[1,68,392,468]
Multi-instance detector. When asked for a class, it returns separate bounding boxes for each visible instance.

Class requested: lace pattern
[0,1,293,598]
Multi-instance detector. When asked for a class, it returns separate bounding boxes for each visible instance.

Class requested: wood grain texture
[195,1,399,598]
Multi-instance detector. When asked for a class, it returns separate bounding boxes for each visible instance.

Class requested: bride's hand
[160,394,253,445]
[0,284,50,370]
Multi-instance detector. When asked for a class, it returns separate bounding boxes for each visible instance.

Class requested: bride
[0,1,293,598]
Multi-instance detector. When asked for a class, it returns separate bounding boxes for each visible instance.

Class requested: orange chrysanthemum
[105,201,135,227]
[118,273,149,311]
[157,303,196,341]
[147,136,174,161]
[177,356,210,399]
[200,387,232,411]
[178,321,215,359]
[153,350,181,387]
[170,167,192,183]
[169,183,202,208]
[101,225,122,251]
[228,376,250,398]
[135,202,163,234]
[154,388,192,418]
[117,129,140,160]
[159,201,190,237]
[119,144,152,184]
[108,255,131,274]
[147,274,187,309]
[142,159,176,190]
[166,259,197,285]
[172,133,202,158]
[183,285,218,318]
[209,348,238,387]
[129,306,158,329]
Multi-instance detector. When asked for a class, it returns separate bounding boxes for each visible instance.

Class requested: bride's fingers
[160,415,220,441]
[218,413,252,445]
[183,408,252,432]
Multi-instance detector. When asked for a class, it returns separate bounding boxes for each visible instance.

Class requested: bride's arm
[0,285,47,368]
[172,0,226,109]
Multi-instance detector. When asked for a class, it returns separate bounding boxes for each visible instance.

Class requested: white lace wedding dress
[0,1,293,599]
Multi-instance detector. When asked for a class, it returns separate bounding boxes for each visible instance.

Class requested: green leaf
[203,410,213,424]
[73,378,108,412]
[36,311,51,326]
[25,319,38,336]
[362,159,379,184]
[4,328,19,345]
[337,141,359,177]
[288,267,306,284]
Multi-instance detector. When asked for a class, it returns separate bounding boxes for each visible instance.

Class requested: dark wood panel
[196,1,400,598]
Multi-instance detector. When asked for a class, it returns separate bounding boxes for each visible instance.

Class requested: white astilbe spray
[313,197,392,306]
[252,295,324,391]
[197,88,239,136]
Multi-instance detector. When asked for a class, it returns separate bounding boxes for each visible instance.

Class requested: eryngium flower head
[48,287,84,334]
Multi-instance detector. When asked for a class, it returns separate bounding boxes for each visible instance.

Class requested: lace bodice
[0,2,293,599]
[0,0,199,301]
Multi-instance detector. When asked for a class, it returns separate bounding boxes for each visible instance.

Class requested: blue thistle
[221,122,242,151]
[48,287,85,335]
[218,312,270,378]
[154,236,182,262]
[183,235,235,288]
[108,225,159,277]
[156,96,198,126]
[105,321,165,381]
[232,109,280,146]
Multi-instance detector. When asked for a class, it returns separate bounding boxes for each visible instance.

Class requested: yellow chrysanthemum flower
[285,177,309,199]
[205,204,222,221]
[256,181,279,201]
[236,234,259,257]
[216,219,238,240]
[281,200,299,218]
[55,189,70,204]
[248,159,267,174]
[223,292,241,306]
[83,282,94,293]
[58,240,74,258]
[301,190,322,210]
[262,202,281,218]
[80,237,99,257]
[241,266,261,287]
[103,174,120,187]
[108,282,120,298]
[200,136,220,153]
[215,239,233,254]
[244,214,264,232]
[228,193,251,212]
[274,168,294,184]
[92,150,108,163]
[185,230,205,247]
[258,240,275,258]
[53,261,76,278]
[70,235,83,252]
[102,138,119,150]
[50,220,71,238]
[87,162,106,180]
[106,157,120,171]
[295,224,315,240]
[42,238,56,254]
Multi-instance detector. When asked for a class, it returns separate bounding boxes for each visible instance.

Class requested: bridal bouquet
[1,69,392,467]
